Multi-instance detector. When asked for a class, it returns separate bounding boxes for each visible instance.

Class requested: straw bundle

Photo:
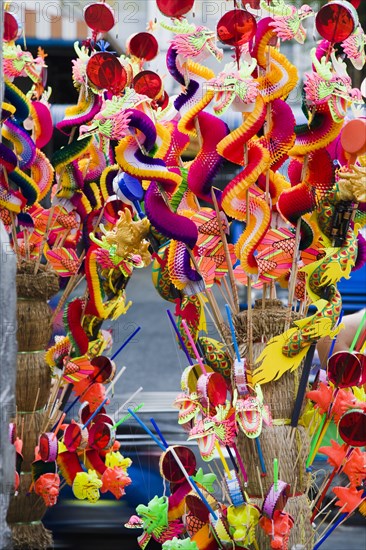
[7,474,52,550]
[16,352,51,411]
[252,494,313,549]
[8,264,59,549]
[16,301,53,352]
[234,300,314,548]
[14,411,48,471]
[16,262,59,301]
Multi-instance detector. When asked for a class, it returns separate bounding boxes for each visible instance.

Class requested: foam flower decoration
[191,467,217,494]
[333,486,365,513]
[162,538,198,550]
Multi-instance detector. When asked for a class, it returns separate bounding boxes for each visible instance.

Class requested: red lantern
[133,71,164,100]
[217,9,257,47]
[127,32,159,61]
[84,2,116,34]
[86,52,127,95]
[3,12,22,42]
[156,0,194,18]
[315,1,358,43]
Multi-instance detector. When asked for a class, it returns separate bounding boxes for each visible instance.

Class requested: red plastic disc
[186,493,211,522]
[315,1,357,43]
[133,70,163,100]
[156,0,194,18]
[217,9,257,47]
[153,90,170,111]
[207,373,227,406]
[88,421,115,450]
[327,351,362,388]
[84,2,115,33]
[91,356,116,384]
[4,12,21,42]
[127,32,159,61]
[86,52,127,95]
[242,0,260,8]
[338,409,366,447]
[160,445,196,483]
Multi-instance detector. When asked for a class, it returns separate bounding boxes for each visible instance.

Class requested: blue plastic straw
[127,408,166,451]
[129,410,218,520]
[82,396,109,429]
[313,513,347,549]
[111,326,141,360]
[150,417,169,448]
[167,309,193,365]
[327,310,344,359]
[255,437,267,474]
[225,304,241,362]
[59,327,141,425]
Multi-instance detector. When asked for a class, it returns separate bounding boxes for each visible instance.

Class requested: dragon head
[305,50,362,122]
[34,473,60,507]
[235,385,272,438]
[136,495,169,535]
[174,392,202,425]
[72,469,103,503]
[206,60,259,115]
[163,20,223,62]
[162,537,199,549]
[101,466,132,499]
[188,417,216,461]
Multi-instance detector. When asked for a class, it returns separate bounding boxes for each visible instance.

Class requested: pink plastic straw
[181,320,207,375]
[232,442,248,483]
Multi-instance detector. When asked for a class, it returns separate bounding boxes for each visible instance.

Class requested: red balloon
[86,52,127,95]
[217,9,257,47]
[315,1,357,43]
[3,12,21,42]
[84,2,115,33]
[349,0,361,8]
[127,32,159,61]
[156,0,194,18]
[133,70,163,100]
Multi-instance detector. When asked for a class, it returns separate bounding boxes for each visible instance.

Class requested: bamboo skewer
[211,188,240,313]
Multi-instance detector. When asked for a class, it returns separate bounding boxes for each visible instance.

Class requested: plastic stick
[181,320,207,375]
[328,310,344,358]
[127,407,166,451]
[150,417,169,448]
[167,309,193,365]
[273,458,278,491]
[111,326,141,360]
[225,304,241,362]
[215,442,232,479]
[113,386,143,427]
[349,310,366,352]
